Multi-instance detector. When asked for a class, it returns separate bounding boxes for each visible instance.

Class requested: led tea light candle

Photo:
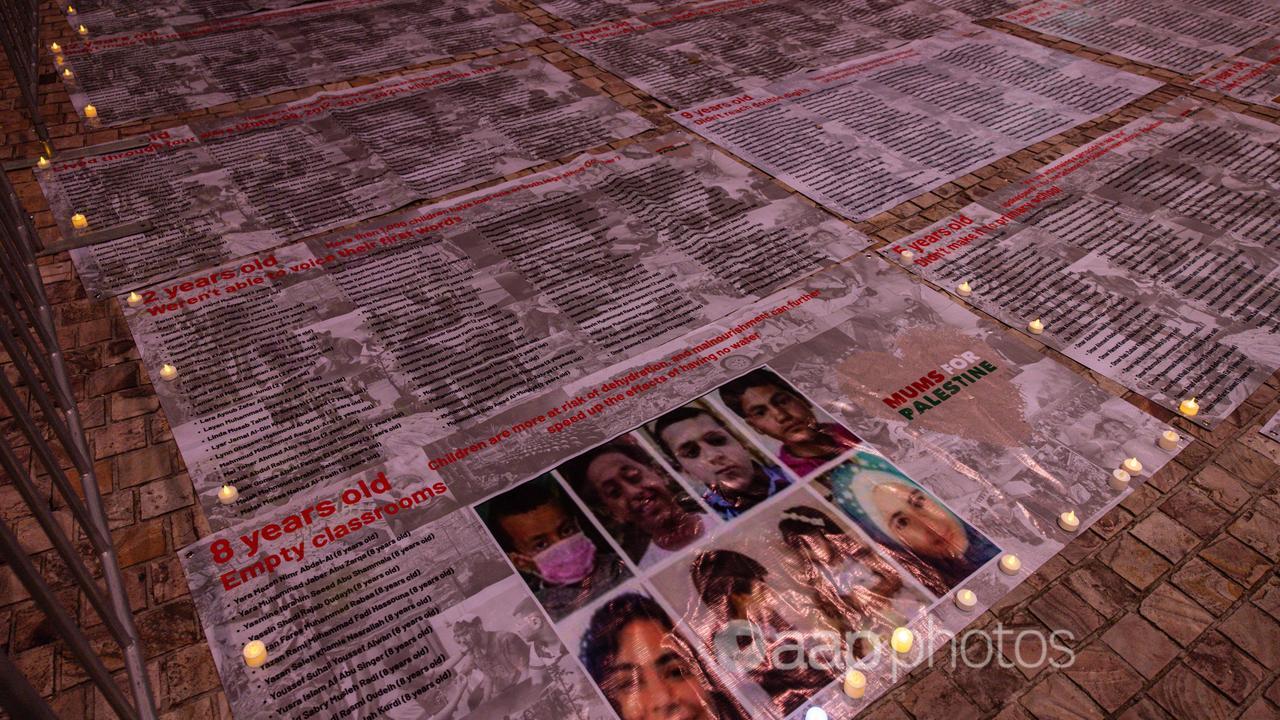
[126,291,143,306]
[54,55,65,66]
[243,641,267,668]
[1179,397,1199,417]
[62,68,73,79]
[158,363,178,381]
[70,212,88,230]
[77,24,88,36]
[804,708,828,720]
[36,156,50,170]
[1027,318,1044,335]
[999,553,1021,575]
[218,484,238,504]
[843,669,867,699]
[1110,468,1130,491]
[1122,457,1143,475]
[68,5,76,13]
[954,588,977,611]
[901,250,915,260]
[1158,429,1179,451]
[83,104,97,119]
[50,42,61,53]
[1058,510,1080,532]
[890,627,913,654]
[957,281,973,297]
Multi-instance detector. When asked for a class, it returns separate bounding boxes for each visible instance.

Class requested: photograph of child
[574,589,750,720]
[819,451,1000,595]
[559,435,710,569]
[650,404,791,520]
[719,367,861,478]
[478,474,629,621]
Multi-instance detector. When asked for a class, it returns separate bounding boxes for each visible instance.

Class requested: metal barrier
[0,170,157,716]
[0,0,51,148]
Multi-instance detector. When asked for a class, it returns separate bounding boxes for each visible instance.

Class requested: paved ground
[1,1,1279,718]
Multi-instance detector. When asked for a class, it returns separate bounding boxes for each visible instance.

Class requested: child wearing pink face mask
[484,475,628,621]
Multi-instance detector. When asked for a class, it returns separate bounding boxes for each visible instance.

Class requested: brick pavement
[1,1,1278,718]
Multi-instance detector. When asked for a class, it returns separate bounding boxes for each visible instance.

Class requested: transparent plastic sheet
[180,255,1182,719]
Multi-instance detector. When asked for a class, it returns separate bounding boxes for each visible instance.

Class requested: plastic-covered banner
[881,97,1280,427]
[180,255,1182,720]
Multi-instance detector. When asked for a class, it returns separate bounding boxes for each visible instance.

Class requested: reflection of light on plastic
[158,363,178,381]
[1158,430,1179,451]
[1179,397,1198,417]
[891,627,913,654]
[1058,510,1079,532]
[1110,468,1130,491]
[71,212,88,229]
[804,708,828,720]
[36,156,50,169]
[83,104,97,119]
[999,553,1021,574]
[243,641,267,668]
[1027,318,1044,335]
[843,669,866,698]
[901,250,915,260]
[956,281,972,297]
[218,484,239,504]
[1122,457,1143,475]
[126,291,143,306]
[954,589,977,611]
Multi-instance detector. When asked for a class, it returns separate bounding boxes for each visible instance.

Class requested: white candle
[1158,430,1179,451]
[36,156,50,169]
[1122,457,1143,475]
[1058,510,1080,532]
[83,104,97,119]
[217,484,238,504]
[999,553,1021,575]
[77,24,88,36]
[158,363,178,381]
[954,589,977,611]
[843,669,867,699]
[70,212,87,230]
[1027,318,1044,335]
[1179,397,1199,417]
[901,250,915,261]
[126,291,142,306]
[957,281,973,297]
[890,627,913,654]
[243,641,267,668]
[1110,468,1130,491]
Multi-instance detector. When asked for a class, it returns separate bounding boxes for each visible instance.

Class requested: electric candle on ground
[36,156,50,169]
[1122,457,1143,475]
[68,5,76,13]
[843,669,867,698]
[70,212,87,230]
[62,68,73,79]
[54,55,64,66]
[83,104,97,119]
[955,589,977,611]
[158,363,178,380]
[77,24,88,35]
[218,484,238,504]
[1179,397,1199,417]
[999,553,1021,574]
[1027,318,1044,335]
[957,281,972,297]
[126,291,142,306]
[901,250,915,260]
[1058,510,1079,532]
[891,627,913,654]
[243,641,267,668]
[1110,468,1130,491]
[1158,430,1179,451]
[50,42,61,52]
